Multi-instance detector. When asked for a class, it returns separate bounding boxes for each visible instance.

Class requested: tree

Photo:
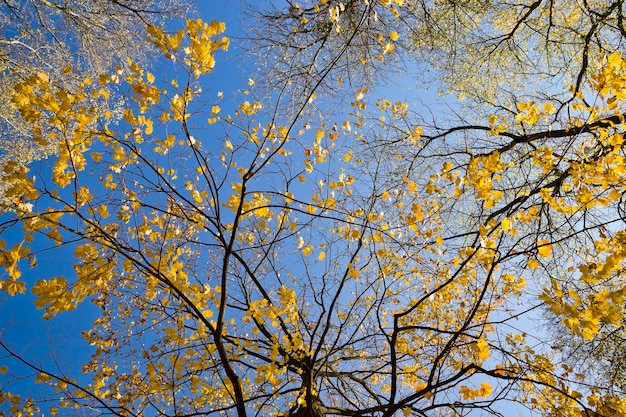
[249,0,626,397]
[248,0,626,109]
[0,0,194,201]
[1,2,626,417]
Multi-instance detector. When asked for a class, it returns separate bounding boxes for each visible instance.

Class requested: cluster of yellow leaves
[237,100,263,117]
[244,286,300,330]
[379,0,406,18]
[1,161,38,213]
[466,152,505,208]
[459,382,492,400]
[148,20,229,78]
[500,272,526,297]
[515,101,555,125]
[488,114,506,135]
[593,52,626,99]
[168,87,199,123]
[222,183,274,223]
[242,287,309,387]
[518,364,626,417]
[588,395,626,417]
[123,62,161,114]
[0,391,40,417]
[31,277,71,318]
[473,338,491,363]
[11,72,96,188]
[28,243,117,319]
[531,54,626,219]
[532,147,557,174]
[0,242,30,296]
[372,31,397,60]
[540,231,626,340]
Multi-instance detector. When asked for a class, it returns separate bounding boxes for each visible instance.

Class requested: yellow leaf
[478,382,492,398]
[493,365,506,376]
[383,43,394,53]
[37,72,49,83]
[527,258,540,269]
[475,338,490,361]
[537,239,552,258]
[409,126,423,142]
[459,386,476,400]
[501,217,511,231]
[608,52,623,67]
[98,73,109,85]
[1,279,26,296]
[390,31,399,41]
[34,373,52,384]
[543,102,556,114]
[304,160,313,173]
[411,202,423,221]
[76,186,92,206]
[278,286,295,306]
[98,205,109,218]
[225,140,234,152]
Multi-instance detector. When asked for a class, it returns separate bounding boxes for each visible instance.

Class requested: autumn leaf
[537,239,552,258]
[475,338,490,362]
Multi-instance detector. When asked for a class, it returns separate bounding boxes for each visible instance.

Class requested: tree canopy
[2,1,626,416]
[0,0,193,198]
